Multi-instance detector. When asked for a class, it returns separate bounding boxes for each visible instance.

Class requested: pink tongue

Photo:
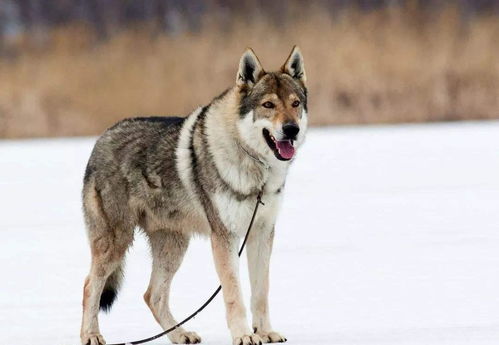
[276,140,295,159]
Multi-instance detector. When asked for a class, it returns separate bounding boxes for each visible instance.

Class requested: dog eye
[292,100,301,108]
[262,101,275,109]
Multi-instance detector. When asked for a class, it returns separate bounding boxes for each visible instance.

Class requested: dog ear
[281,45,306,85]
[236,48,265,88]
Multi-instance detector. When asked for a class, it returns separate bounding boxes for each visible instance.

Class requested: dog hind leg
[80,229,133,345]
[80,184,134,345]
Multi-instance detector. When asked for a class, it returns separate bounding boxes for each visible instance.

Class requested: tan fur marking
[91,236,110,258]
[82,277,90,309]
[143,288,151,307]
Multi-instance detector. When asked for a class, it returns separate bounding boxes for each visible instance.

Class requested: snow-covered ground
[1,121,499,345]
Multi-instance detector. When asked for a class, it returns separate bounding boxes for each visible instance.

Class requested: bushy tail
[99,263,124,312]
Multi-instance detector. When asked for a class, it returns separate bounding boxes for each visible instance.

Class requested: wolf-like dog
[80,46,308,345]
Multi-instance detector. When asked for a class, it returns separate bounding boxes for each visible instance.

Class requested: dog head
[236,46,307,162]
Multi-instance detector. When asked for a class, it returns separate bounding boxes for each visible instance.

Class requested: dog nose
[282,122,300,139]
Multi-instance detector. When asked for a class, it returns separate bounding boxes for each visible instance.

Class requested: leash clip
[257,191,265,206]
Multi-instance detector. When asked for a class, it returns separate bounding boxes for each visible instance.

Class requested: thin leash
[107,190,265,345]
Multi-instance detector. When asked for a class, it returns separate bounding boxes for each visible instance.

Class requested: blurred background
[0,0,498,138]
[2,3,499,345]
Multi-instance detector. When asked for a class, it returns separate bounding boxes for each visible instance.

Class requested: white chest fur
[213,190,283,236]
[213,162,287,236]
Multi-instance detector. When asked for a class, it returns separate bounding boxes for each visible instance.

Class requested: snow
[1,121,499,345]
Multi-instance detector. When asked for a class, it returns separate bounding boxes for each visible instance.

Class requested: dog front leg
[211,232,262,345]
[247,227,287,343]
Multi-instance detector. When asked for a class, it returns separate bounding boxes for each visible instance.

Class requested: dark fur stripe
[108,116,185,131]
[188,105,235,236]
[198,110,257,201]
[189,105,209,196]
[212,88,231,103]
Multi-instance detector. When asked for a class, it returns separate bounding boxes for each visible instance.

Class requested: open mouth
[262,129,296,161]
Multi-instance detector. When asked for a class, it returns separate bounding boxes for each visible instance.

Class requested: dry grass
[1,6,498,138]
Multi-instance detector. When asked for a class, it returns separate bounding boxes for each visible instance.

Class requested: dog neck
[203,89,288,196]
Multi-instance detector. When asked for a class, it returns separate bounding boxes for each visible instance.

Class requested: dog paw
[255,331,287,343]
[81,333,106,345]
[172,331,202,344]
[233,334,263,345]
